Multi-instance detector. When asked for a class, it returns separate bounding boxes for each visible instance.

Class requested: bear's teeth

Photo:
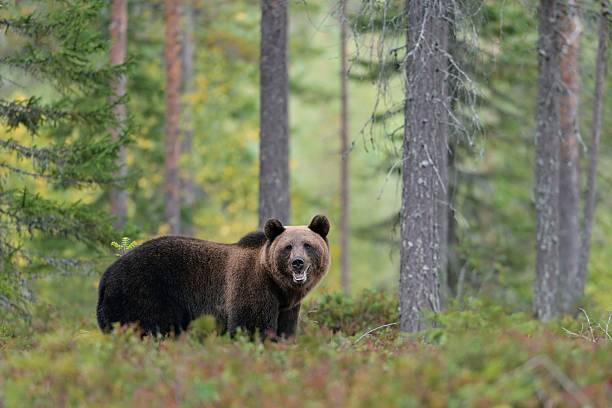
[293,272,307,283]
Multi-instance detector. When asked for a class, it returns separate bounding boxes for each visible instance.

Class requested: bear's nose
[291,257,305,270]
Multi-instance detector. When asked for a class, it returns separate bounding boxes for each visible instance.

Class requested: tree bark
[534,0,562,321]
[339,0,350,294]
[558,0,581,315]
[181,1,195,236]
[164,0,182,235]
[258,0,290,227]
[109,0,128,230]
[578,0,609,307]
[400,0,448,332]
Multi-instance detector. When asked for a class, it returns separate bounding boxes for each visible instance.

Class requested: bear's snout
[291,257,305,271]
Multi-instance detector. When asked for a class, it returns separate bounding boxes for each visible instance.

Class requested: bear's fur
[96,215,330,338]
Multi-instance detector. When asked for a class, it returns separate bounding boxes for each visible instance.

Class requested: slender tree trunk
[444,140,458,298]
[400,0,448,332]
[164,0,182,235]
[534,0,562,321]
[558,0,581,315]
[439,5,458,306]
[181,1,195,237]
[109,0,128,229]
[258,0,290,227]
[339,0,350,294]
[578,0,609,306]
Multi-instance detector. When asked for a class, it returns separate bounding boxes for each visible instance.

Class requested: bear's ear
[308,214,330,239]
[264,218,285,242]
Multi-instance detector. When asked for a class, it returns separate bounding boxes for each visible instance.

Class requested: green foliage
[345,0,612,310]
[188,314,222,343]
[0,0,128,315]
[304,290,398,335]
[1,290,609,406]
[122,0,262,236]
[110,237,137,257]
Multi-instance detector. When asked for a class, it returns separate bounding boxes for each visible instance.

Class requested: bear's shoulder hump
[236,231,267,248]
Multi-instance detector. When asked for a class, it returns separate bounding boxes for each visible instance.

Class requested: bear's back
[98,235,236,332]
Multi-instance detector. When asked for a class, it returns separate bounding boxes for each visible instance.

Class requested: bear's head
[263,215,331,293]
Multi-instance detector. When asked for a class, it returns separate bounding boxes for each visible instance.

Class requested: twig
[561,309,611,343]
[561,327,595,343]
[578,308,595,342]
[353,322,398,344]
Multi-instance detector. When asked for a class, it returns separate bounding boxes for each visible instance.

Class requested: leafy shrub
[303,290,398,335]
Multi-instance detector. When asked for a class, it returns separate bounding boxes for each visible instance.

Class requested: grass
[0,279,610,407]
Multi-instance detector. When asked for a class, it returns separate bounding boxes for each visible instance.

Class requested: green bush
[302,290,398,335]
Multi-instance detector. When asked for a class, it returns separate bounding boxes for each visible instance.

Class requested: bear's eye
[304,243,311,250]
[284,244,292,251]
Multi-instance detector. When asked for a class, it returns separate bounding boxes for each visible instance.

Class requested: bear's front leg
[227,301,279,340]
[277,303,300,338]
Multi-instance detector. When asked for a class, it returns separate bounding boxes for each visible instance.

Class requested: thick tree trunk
[558,0,581,315]
[258,0,290,227]
[400,0,448,332]
[578,0,609,306]
[339,0,350,294]
[534,0,562,321]
[109,0,128,229]
[164,0,182,235]
[181,2,195,237]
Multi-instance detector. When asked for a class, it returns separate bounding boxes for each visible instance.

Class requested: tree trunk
[109,0,128,230]
[339,0,350,294]
[578,0,609,307]
[438,5,459,306]
[444,140,458,299]
[534,0,562,321]
[259,0,290,227]
[400,0,448,332]
[437,120,449,307]
[558,0,581,315]
[181,1,195,237]
[164,0,182,235]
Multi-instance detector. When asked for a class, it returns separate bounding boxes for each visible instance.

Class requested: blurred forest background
[1,0,611,406]
[1,0,610,314]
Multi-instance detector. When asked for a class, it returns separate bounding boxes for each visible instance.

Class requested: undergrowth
[0,288,610,407]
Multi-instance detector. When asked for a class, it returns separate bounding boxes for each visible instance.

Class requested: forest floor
[0,279,610,407]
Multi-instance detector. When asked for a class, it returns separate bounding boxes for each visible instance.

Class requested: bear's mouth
[292,265,310,284]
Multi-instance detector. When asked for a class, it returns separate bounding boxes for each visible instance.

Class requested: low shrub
[302,290,398,335]
[1,290,610,407]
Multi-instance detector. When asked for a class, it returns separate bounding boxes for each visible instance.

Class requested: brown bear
[96,215,330,338]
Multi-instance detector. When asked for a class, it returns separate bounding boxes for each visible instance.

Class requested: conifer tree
[0,0,127,316]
